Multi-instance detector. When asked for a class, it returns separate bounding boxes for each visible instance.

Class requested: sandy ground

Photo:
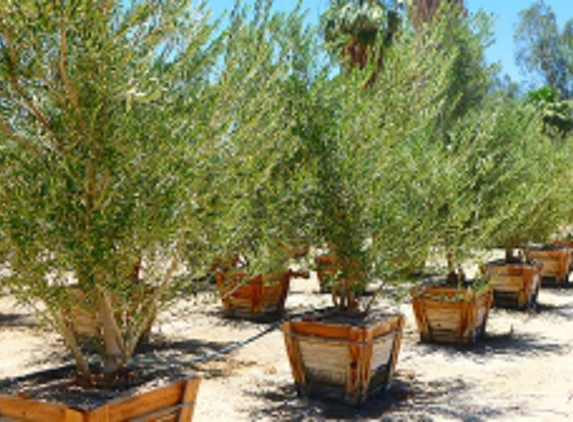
[1,271,573,421]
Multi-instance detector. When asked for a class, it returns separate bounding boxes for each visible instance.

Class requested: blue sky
[204,1,572,86]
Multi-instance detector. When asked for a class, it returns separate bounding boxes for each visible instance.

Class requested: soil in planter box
[297,308,399,326]
[0,362,193,412]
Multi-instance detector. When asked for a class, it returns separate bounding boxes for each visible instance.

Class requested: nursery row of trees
[0,0,572,384]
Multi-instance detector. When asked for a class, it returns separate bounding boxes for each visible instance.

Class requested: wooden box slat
[0,396,81,421]
[299,340,347,386]
[370,335,394,370]
[105,380,185,420]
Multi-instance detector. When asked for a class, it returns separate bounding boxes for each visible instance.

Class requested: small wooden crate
[0,371,200,422]
[482,260,542,309]
[552,240,573,272]
[411,285,493,344]
[526,245,571,285]
[282,314,404,405]
[216,270,292,320]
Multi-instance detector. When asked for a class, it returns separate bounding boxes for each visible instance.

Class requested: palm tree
[322,0,403,84]
[321,0,465,84]
[409,0,465,29]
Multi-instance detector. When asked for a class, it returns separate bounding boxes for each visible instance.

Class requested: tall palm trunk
[409,0,465,30]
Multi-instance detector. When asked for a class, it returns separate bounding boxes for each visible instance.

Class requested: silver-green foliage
[306,3,572,301]
[298,5,487,307]
[0,0,302,384]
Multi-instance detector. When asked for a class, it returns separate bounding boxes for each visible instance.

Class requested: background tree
[406,5,498,282]
[321,0,404,85]
[299,1,491,311]
[526,86,573,138]
[515,0,573,98]
[192,0,315,278]
[467,93,571,264]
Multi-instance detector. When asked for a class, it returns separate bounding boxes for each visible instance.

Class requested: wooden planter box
[0,366,200,421]
[552,240,573,272]
[482,260,542,310]
[282,313,404,405]
[410,284,493,344]
[216,270,293,320]
[526,244,571,285]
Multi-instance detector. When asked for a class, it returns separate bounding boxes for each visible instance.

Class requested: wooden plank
[281,323,306,390]
[345,327,361,399]
[106,381,185,420]
[299,338,347,386]
[289,320,352,340]
[369,335,395,370]
[84,406,108,422]
[176,378,200,422]
[359,329,374,397]
[0,394,77,422]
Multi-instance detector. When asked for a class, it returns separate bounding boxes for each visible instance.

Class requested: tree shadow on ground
[137,335,233,358]
[0,312,38,328]
[247,373,506,421]
[135,334,265,379]
[539,278,573,289]
[412,330,567,359]
[534,301,573,320]
[27,347,71,371]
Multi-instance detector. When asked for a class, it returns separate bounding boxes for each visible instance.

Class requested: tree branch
[2,28,54,136]
[58,18,78,107]
[0,119,42,156]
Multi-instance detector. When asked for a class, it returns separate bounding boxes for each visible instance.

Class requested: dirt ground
[1,270,573,421]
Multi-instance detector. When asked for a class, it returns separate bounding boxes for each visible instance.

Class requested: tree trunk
[98,290,126,376]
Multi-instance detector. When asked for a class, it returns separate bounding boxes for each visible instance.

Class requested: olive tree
[475,95,572,261]
[0,0,301,387]
[293,1,489,312]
